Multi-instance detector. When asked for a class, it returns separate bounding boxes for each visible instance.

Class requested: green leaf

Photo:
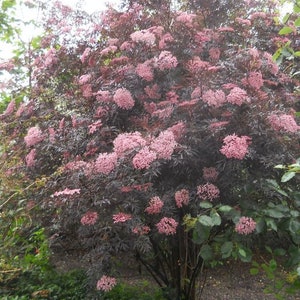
[218,205,233,212]
[281,171,296,182]
[198,215,214,227]
[200,244,213,261]
[238,248,247,258]
[221,241,233,259]
[294,51,300,57]
[295,17,300,26]
[210,210,222,226]
[264,208,285,218]
[266,218,278,231]
[279,26,293,35]
[192,223,211,244]
[250,268,259,275]
[289,220,300,234]
[274,164,285,169]
[199,201,213,209]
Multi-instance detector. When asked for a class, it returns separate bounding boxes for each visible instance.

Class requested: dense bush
[0,0,299,299]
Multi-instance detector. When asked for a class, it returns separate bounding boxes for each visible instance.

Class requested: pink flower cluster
[112,212,132,223]
[113,88,135,110]
[197,183,220,201]
[1,99,15,117]
[130,30,156,45]
[144,84,161,99]
[132,147,157,169]
[246,71,264,90]
[175,189,189,208]
[113,132,147,157]
[94,152,118,175]
[176,11,196,28]
[235,216,256,235]
[96,275,117,292]
[80,47,91,64]
[220,134,251,160]
[24,127,44,147]
[145,196,164,214]
[150,130,177,159]
[53,188,81,197]
[81,211,98,225]
[209,47,221,61]
[202,89,226,108]
[25,149,36,167]
[153,106,174,119]
[136,60,154,81]
[156,217,178,235]
[132,225,151,235]
[187,56,210,73]
[202,167,219,182]
[88,120,102,134]
[267,114,299,133]
[155,51,178,71]
[226,87,249,106]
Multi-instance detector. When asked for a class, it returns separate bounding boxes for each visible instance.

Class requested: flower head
[235,216,256,235]
[267,114,299,133]
[94,152,118,174]
[113,212,132,223]
[202,89,226,108]
[81,211,98,225]
[197,183,220,201]
[25,149,36,167]
[226,87,249,106]
[96,275,117,292]
[155,51,178,71]
[150,130,177,160]
[175,189,189,208]
[156,217,178,235]
[132,147,157,169]
[220,134,252,160]
[24,126,44,147]
[202,167,219,182]
[145,196,164,214]
[113,88,135,110]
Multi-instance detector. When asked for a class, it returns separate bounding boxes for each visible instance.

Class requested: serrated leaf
[281,171,296,182]
[295,17,300,26]
[279,26,293,35]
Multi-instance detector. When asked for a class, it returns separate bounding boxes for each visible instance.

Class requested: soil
[52,250,300,300]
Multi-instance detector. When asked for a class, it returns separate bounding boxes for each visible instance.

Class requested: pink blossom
[203,167,219,182]
[187,57,210,73]
[44,48,58,67]
[136,60,153,81]
[96,275,117,292]
[130,30,156,45]
[220,134,252,160]
[25,149,36,167]
[132,147,157,169]
[48,128,56,143]
[226,87,249,106]
[0,60,14,71]
[168,122,186,142]
[1,100,15,117]
[100,45,117,56]
[120,41,132,51]
[64,160,87,171]
[132,225,151,235]
[159,33,174,49]
[81,84,93,98]
[209,47,221,61]
[263,52,279,75]
[96,90,112,102]
[150,130,177,160]
[250,12,267,20]
[235,17,251,26]
[197,183,220,201]
[247,71,264,90]
[209,121,229,130]
[81,211,98,225]
[218,26,235,32]
[113,88,135,110]
[113,132,147,157]
[94,152,118,174]
[145,196,164,214]
[112,212,132,223]
[144,84,161,99]
[153,106,174,119]
[176,11,196,28]
[156,217,178,235]
[53,188,81,197]
[155,51,178,71]
[24,127,44,147]
[80,47,91,64]
[202,89,226,108]
[267,114,299,133]
[235,216,256,235]
[175,189,189,208]
[78,74,92,85]
[88,120,102,134]
[191,87,202,100]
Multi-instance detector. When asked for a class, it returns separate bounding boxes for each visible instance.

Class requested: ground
[52,249,300,300]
